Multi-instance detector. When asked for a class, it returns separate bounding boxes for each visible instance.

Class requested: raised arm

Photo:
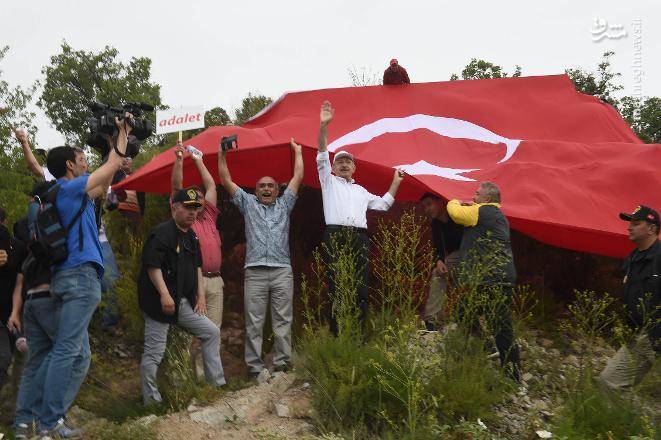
[193,154,217,205]
[217,149,239,197]
[387,168,405,199]
[317,101,334,153]
[171,143,185,193]
[446,199,480,227]
[14,128,44,179]
[365,169,404,212]
[287,138,304,195]
[86,116,131,198]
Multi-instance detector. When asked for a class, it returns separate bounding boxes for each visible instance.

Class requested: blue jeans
[13,295,90,427]
[100,241,120,329]
[39,264,100,429]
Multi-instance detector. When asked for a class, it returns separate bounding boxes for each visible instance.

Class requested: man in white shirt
[316,101,404,335]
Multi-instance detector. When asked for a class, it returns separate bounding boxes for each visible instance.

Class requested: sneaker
[273,363,292,373]
[40,418,83,439]
[13,422,33,439]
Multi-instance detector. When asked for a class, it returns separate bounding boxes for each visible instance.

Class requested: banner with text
[156,106,205,134]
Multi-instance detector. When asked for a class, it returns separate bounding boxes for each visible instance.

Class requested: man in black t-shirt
[138,188,225,405]
[420,193,464,330]
[0,210,28,393]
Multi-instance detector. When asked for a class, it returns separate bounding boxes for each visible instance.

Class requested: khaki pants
[191,276,224,379]
[600,334,656,389]
[424,251,461,324]
[244,266,293,374]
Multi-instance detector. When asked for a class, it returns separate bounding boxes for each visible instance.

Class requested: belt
[326,225,368,234]
[203,271,222,278]
[26,291,51,301]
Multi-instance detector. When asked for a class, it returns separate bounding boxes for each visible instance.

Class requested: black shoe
[273,363,292,373]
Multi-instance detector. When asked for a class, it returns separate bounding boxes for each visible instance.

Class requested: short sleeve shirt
[54,175,103,277]
[191,203,222,273]
[231,187,297,268]
[139,220,202,323]
[43,166,55,182]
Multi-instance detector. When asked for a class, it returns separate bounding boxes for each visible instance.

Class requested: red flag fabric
[115,75,661,258]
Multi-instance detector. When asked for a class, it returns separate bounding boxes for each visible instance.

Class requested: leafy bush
[297,210,511,438]
[427,328,511,424]
[554,377,656,439]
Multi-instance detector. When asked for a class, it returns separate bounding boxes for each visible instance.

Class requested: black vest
[458,204,516,286]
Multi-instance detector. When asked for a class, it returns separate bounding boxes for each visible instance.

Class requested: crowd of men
[0,101,658,438]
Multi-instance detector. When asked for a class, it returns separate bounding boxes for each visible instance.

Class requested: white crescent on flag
[328,114,522,181]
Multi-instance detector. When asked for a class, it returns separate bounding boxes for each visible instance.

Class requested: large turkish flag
[115,75,661,258]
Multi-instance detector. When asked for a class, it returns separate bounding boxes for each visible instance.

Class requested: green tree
[567,51,660,143]
[619,96,661,144]
[0,45,39,224]
[233,93,272,125]
[566,51,623,107]
[38,41,162,147]
[205,106,231,127]
[450,59,522,80]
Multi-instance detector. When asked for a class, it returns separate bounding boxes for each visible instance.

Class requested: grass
[296,211,514,439]
[554,372,657,439]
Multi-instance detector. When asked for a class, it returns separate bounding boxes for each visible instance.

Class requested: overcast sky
[1,0,658,147]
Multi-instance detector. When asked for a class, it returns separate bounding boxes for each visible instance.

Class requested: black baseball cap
[619,205,660,227]
[172,187,203,206]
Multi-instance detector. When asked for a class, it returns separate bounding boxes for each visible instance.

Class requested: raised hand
[320,101,334,126]
[290,138,302,154]
[115,112,134,135]
[174,142,189,159]
[393,168,405,183]
[13,127,29,145]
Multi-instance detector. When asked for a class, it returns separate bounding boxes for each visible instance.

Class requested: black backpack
[29,181,88,264]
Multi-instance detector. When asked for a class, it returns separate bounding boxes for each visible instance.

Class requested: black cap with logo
[619,205,660,227]
[172,187,203,206]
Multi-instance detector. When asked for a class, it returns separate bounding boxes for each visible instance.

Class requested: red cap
[390,58,398,66]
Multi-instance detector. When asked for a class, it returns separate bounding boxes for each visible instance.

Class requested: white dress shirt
[317,151,394,228]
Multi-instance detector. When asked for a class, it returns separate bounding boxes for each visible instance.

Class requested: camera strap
[113,144,129,158]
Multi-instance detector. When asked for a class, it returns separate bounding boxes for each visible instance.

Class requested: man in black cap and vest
[138,188,225,405]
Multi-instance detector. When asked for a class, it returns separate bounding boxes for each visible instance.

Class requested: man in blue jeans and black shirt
[36,115,132,438]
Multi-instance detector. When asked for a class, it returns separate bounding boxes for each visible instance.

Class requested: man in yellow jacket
[447,181,521,381]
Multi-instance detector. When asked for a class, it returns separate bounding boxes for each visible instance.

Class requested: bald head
[255,176,279,204]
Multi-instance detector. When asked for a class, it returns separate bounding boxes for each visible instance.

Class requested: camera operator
[34,114,133,438]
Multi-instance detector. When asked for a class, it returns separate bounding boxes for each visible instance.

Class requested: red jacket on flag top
[114,74,661,258]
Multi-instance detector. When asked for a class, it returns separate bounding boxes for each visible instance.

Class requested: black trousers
[0,323,14,391]
[323,226,370,336]
[458,284,521,380]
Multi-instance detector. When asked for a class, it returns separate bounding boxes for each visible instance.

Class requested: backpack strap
[63,194,89,252]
